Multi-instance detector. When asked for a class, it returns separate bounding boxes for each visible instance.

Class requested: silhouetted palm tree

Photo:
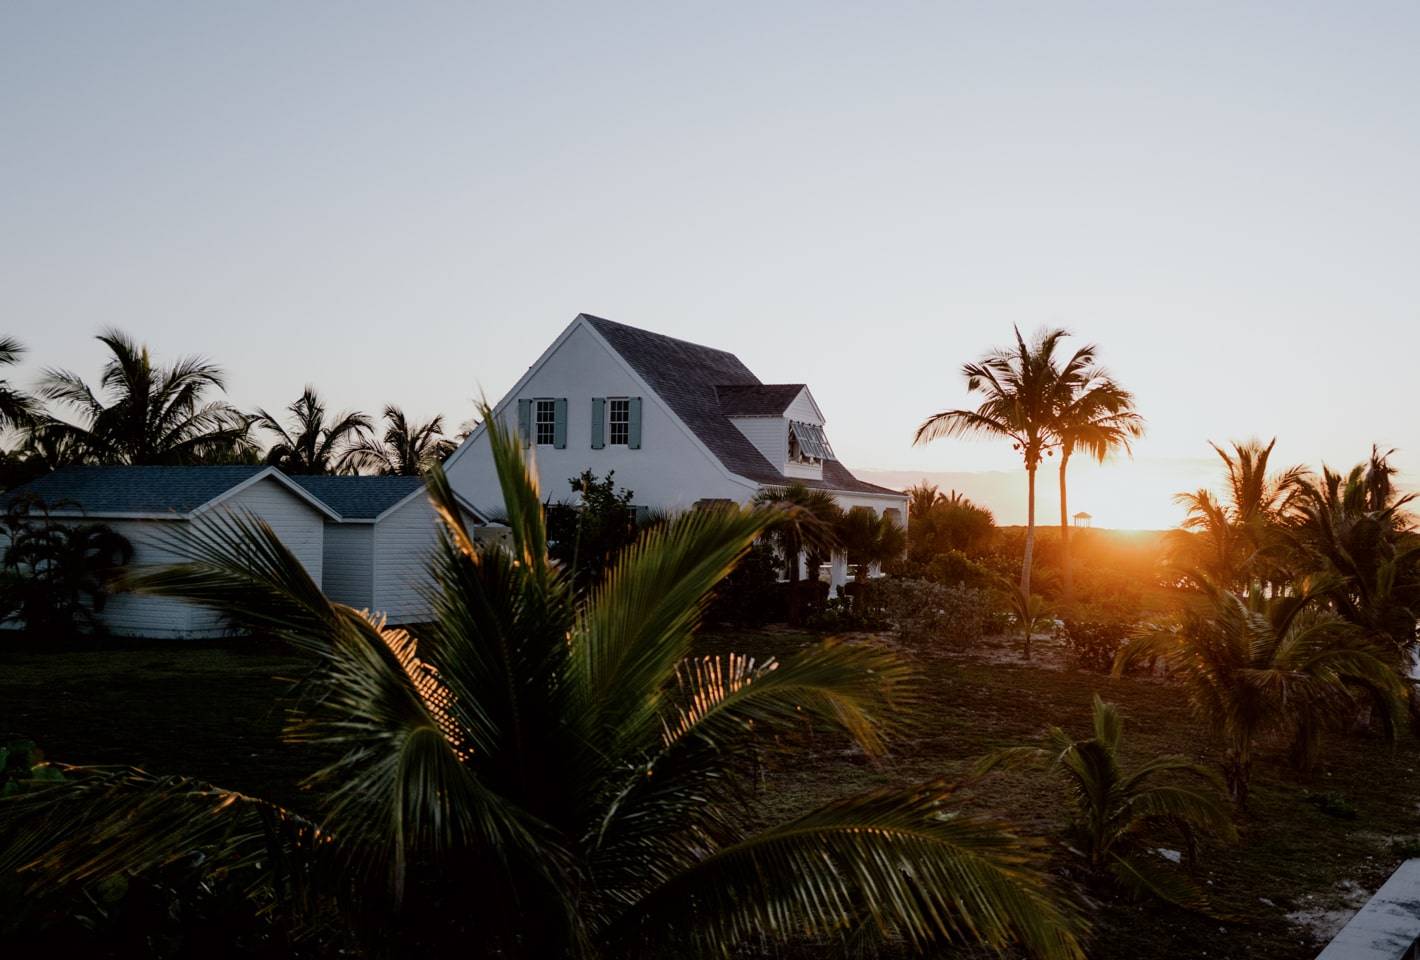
[1051,368,1143,602]
[254,386,371,475]
[915,327,1090,598]
[0,409,1085,959]
[1116,576,1403,807]
[1172,439,1307,589]
[836,506,906,583]
[344,405,455,476]
[0,337,37,432]
[752,483,842,624]
[35,330,251,465]
[977,696,1235,908]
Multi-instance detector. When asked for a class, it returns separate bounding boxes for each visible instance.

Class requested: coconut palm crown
[35,329,251,465]
[344,404,455,476]
[254,386,371,475]
[0,407,1084,959]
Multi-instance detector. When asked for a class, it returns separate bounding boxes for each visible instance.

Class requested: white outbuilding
[291,476,489,625]
[3,465,336,638]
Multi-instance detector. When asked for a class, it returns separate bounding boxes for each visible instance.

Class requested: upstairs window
[535,399,557,445]
[789,420,835,463]
[608,398,630,445]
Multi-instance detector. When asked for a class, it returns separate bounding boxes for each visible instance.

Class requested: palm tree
[836,506,906,583]
[976,696,1235,908]
[0,496,133,636]
[344,405,455,476]
[1051,368,1143,603]
[0,409,1085,959]
[751,482,842,624]
[1171,439,1308,590]
[1115,576,1404,807]
[35,329,251,465]
[254,386,371,475]
[916,327,1090,598]
[0,337,37,432]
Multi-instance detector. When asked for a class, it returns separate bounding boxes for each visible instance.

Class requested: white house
[443,313,907,593]
[3,465,336,638]
[290,476,488,624]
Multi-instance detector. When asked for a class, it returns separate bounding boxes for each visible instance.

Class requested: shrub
[860,578,991,645]
[704,540,782,627]
[1061,618,1133,673]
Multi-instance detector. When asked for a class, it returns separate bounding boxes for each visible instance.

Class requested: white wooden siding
[445,321,756,514]
[369,498,478,624]
[783,388,823,425]
[104,477,326,638]
[728,416,787,474]
[321,523,374,610]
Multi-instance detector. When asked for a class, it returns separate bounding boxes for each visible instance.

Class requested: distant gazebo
[1072,511,1093,528]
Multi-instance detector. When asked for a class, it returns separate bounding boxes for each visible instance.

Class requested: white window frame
[534,398,557,446]
[608,397,630,446]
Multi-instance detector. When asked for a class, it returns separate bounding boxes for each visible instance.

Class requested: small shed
[292,476,488,624]
[3,466,336,638]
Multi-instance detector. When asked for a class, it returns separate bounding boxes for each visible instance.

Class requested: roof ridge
[580,313,745,362]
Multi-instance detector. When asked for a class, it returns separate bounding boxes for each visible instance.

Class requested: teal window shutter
[517,399,532,443]
[628,397,642,449]
[554,398,568,449]
[591,398,605,449]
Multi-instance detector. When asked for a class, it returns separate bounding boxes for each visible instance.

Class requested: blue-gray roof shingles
[289,476,425,520]
[4,465,269,516]
[581,314,902,498]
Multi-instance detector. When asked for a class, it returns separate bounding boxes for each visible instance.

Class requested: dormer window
[788,420,835,464]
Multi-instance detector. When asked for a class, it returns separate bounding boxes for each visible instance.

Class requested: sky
[3,2,1418,529]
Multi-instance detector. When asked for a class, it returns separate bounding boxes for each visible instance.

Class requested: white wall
[784,388,823,425]
[322,523,374,610]
[370,497,482,624]
[107,476,327,639]
[445,320,756,514]
[729,416,787,474]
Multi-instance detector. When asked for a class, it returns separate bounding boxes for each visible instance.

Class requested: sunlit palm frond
[618,780,1085,959]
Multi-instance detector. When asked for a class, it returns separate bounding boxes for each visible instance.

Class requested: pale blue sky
[3,3,1417,525]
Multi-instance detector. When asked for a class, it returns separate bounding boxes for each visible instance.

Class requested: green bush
[1060,618,1133,673]
[704,541,782,627]
[859,578,991,645]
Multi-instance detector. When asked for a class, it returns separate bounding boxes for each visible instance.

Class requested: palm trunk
[1059,450,1073,606]
[786,541,802,627]
[1022,463,1036,599]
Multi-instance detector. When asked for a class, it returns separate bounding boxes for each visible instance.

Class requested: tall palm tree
[976,696,1235,909]
[1115,576,1404,807]
[0,409,1085,959]
[35,329,251,465]
[254,386,371,475]
[751,482,842,624]
[0,336,37,432]
[1051,368,1143,603]
[916,326,1089,598]
[1171,439,1308,589]
[344,405,455,476]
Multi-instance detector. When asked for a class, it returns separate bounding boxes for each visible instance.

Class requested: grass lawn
[3,628,1417,959]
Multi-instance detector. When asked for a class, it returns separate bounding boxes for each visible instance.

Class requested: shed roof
[582,315,900,498]
[3,465,343,520]
[5,465,272,517]
[290,476,425,520]
[715,383,807,416]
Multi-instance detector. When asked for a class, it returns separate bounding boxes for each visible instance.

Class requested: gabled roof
[291,475,488,524]
[3,466,339,520]
[290,476,425,520]
[582,315,901,498]
[715,383,807,416]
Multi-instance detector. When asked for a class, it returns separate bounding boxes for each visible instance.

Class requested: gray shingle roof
[290,476,425,520]
[582,315,901,498]
[715,383,807,416]
[4,465,269,516]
